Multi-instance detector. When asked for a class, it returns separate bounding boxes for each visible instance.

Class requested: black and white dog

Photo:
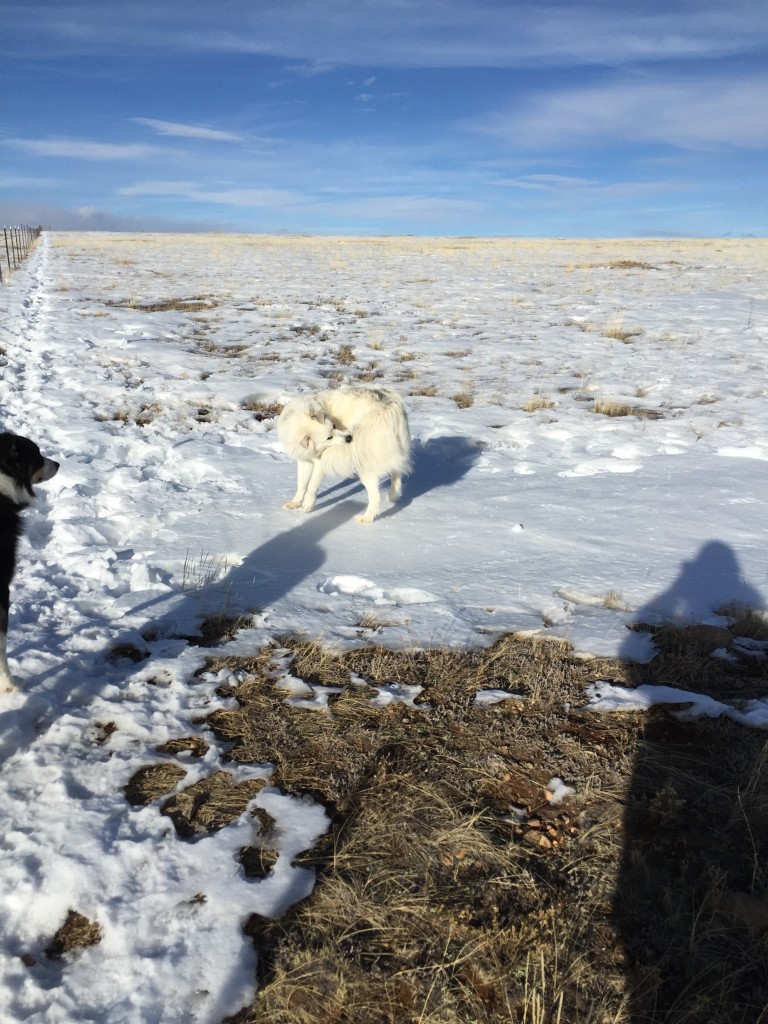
[0,432,59,692]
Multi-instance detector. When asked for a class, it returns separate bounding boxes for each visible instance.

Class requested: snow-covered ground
[0,232,767,1021]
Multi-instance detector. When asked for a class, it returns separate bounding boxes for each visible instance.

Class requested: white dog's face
[301,413,353,457]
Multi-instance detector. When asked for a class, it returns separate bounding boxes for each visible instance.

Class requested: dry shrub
[522,394,556,412]
[451,390,475,409]
[335,344,356,365]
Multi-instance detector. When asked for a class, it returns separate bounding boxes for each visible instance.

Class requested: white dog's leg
[0,633,17,693]
[283,460,313,509]
[387,472,403,503]
[300,460,326,513]
[355,471,382,523]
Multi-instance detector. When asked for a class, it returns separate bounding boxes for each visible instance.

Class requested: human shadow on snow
[615,541,768,1022]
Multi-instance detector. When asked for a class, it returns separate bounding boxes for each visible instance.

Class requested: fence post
[1,224,42,282]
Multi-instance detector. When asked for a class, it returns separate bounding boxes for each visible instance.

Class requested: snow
[0,232,767,1020]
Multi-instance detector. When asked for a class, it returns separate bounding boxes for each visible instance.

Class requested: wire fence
[1,225,43,283]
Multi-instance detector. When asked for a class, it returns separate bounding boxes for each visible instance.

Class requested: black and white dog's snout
[33,457,60,484]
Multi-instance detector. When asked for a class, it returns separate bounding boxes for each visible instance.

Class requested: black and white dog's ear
[0,434,22,479]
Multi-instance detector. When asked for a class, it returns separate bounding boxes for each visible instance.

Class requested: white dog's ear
[300,434,312,449]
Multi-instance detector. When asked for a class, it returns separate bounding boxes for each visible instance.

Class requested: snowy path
[0,233,767,1021]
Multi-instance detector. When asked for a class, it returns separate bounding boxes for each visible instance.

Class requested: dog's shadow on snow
[0,502,358,760]
[312,434,484,518]
[139,436,482,638]
[0,436,482,760]
[130,499,362,650]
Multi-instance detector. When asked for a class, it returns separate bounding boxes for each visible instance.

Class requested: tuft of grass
[335,344,356,365]
[523,394,556,413]
[592,399,664,420]
[451,390,475,409]
[603,320,642,342]
[45,911,103,961]
[181,551,231,591]
[607,260,657,270]
[241,398,284,421]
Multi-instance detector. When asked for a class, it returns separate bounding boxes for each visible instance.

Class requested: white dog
[277,386,412,523]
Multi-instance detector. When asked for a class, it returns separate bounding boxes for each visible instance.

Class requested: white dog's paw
[354,513,376,524]
[282,500,302,509]
[301,503,316,513]
[0,678,19,694]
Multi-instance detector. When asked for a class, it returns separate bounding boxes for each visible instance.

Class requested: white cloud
[118,181,200,196]
[132,118,244,142]
[119,181,307,208]
[4,137,165,161]
[322,194,484,223]
[492,175,689,198]
[284,61,336,77]
[476,75,768,150]
[3,1,766,68]
[0,175,66,189]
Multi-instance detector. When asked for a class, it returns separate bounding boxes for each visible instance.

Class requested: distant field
[2,234,767,1023]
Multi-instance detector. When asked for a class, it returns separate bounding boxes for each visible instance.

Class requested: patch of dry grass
[602,320,643,342]
[335,344,357,366]
[241,399,284,421]
[522,394,556,413]
[108,296,219,313]
[592,399,664,420]
[451,390,475,409]
[121,605,768,1024]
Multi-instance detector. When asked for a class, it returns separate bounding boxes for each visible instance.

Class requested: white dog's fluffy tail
[322,387,412,481]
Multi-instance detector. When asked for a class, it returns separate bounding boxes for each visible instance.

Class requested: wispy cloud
[0,175,67,189]
[492,175,689,198]
[132,118,244,142]
[119,181,307,208]
[4,137,167,161]
[321,194,484,223]
[284,61,336,77]
[4,1,766,67]
[475,75,768,150]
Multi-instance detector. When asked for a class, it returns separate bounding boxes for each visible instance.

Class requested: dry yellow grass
[116,617,768,1023]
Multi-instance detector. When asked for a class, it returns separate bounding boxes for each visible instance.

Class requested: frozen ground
[0,232,767,1021]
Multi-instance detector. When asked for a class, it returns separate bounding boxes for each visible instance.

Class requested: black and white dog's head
[0,432,59,508]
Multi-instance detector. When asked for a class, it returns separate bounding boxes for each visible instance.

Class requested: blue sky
[2,0,767,236]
